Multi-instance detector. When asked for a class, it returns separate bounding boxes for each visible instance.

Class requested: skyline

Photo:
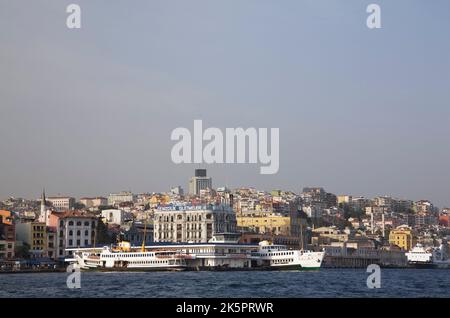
[1,0,450,206]
[0,176,445,209]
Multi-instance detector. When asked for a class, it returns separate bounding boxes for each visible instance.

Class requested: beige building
[108,192,135,206]
[16,221,47,257]
[365,206,391,215]
[154,204,236,243]
[337,195,352,204]
[237,214,290,236]
[311,226,349,245]
[47,196,75,211]
[80,197,108,209]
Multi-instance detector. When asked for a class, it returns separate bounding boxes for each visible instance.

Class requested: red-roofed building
[49,211,98,259]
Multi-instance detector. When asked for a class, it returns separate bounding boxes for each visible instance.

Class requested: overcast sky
[1,0,449,206]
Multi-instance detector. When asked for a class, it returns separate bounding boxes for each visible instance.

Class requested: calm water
[1,269,449,298]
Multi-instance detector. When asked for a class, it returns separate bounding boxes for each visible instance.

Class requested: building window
[68,221,74,226]
[85,230,88,236]
[69,230,73,236]
[84,221,89,226]
[76,230,81,236]
[69,239,73,246]
[77,221,82,226]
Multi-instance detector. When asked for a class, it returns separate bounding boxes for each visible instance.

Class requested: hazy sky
[1,1,449,206]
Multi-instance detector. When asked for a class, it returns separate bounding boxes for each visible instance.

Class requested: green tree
[15,242,30,259]
[339,203,364,220]
[95,217,113,245]
[73,202,86,210]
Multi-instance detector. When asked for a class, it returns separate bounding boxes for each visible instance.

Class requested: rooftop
[52,210,97,219]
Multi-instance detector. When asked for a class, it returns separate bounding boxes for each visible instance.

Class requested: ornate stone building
[153,204,237,243]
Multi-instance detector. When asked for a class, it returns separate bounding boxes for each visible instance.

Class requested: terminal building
[153,203,237,243]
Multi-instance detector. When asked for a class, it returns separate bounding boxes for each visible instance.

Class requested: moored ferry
[67,241,187,271]
[252,241,325,270]
[406,243,450,269]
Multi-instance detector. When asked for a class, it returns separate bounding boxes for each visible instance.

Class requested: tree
[15,243,30,259]
[95,217,113,245]
[73,202,86,210]
[340,203,364,220]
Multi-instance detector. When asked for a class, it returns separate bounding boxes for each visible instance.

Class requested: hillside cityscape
[1,168,449,271]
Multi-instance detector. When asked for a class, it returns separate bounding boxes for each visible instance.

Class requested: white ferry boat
[67,241,187,271]
[406,243,450,269]
[252,241,325,270]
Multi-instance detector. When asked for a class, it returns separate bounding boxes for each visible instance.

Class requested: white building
[50,211,97,258]
[80,197,108,209]
[101,209,133,226]
[154,204,237,243]
[170,186,184,196]
[108,191,135,206]
[302,205,322,219]
[46,196,75,211]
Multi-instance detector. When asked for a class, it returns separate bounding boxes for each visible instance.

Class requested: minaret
[371,212,374,234]
[39,188,48,224]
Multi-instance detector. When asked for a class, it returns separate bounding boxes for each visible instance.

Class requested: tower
[188,169,212,195]
[39,188,49,224]
[371,212,374,234]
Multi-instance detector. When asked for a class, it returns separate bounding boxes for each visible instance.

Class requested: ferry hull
[407,262,450,269]
[268,264,321,271]
[174,266,321,271]
[407,263,435,269]
[77,266,187,272]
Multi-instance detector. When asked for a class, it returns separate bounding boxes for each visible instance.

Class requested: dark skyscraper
[195,169,207,178]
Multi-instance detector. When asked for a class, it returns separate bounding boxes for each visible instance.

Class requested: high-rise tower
[188,169,212,195]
